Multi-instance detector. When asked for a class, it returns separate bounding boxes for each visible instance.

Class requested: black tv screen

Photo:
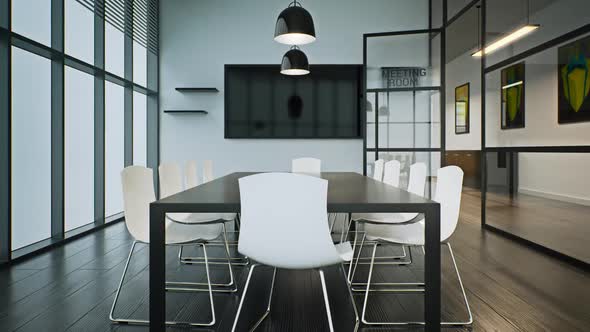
[224,65,362,138]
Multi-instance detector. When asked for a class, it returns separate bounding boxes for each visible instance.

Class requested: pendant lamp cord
[526,0,530,24]
[290,0,301,7]
[476,5,480,49]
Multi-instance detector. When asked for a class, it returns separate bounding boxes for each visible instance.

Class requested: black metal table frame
[148,172,441,331]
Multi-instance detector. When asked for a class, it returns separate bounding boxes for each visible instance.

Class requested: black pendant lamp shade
[280,46,309,75]
[274,1,316,45]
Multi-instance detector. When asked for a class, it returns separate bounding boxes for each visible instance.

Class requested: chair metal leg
[319,269,335,332]
[357,243,473,326]
[351,246,417,291]
[248,267,277,331]
[110,242,216,326]
[231,264,260,332]
[341,264,360,332]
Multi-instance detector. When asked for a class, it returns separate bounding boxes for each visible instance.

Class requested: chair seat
[352,212,420,240]
[167,212,237,224]
[364,220,426,246]
[165,218,223,244]
[335,242,353,262]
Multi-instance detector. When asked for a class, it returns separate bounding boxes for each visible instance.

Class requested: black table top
[153,172,438,213]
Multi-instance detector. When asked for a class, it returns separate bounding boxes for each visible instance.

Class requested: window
[10,47,52,250]
[133,92,147,166]
[65,0,95,64]
[11,0,51,46]
[105,82,125,217]
[133,41,147,86]
[65,66,95,231]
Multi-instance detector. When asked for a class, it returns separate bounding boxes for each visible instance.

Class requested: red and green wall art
[558,35,590,124]
[501,62,525,129]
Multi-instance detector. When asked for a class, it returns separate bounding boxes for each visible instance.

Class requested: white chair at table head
[232,172,357,331]
[291,157,321,176]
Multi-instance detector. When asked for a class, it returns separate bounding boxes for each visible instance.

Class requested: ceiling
[445,0,556,63]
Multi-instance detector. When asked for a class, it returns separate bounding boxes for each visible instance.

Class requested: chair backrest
[203,160,214,183]
[407,162,427,196]
[372,159,385,181]
[238,173,341,269]
[382,160,400,187]
[185,160,199,188]
[291,157,321,175]
[121,166,156,243]
[434,166,464,242]
[159,162,183,198]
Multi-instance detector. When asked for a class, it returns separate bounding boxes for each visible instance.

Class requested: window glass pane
[11,47,52,250]
[65,66,95,231]
[105,82,125,217]
[11,0,51,46]
[65,0,94,64]
[133,92,147,166]
[105,21,124,77]
[133,41,147,86]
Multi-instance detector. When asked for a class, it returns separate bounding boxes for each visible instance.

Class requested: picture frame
[455,83,470,134]
[558,34,590,124]
[501,62,526,129]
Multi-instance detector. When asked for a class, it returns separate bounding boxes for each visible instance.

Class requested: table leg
[424,204,441,331]
[149,204,166,331]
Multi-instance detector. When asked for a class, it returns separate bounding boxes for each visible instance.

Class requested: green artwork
[501,62,525,129]
[558,35,590,123]
[455,83,470,134]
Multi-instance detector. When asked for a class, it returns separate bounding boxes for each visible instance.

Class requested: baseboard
[519,187,590,206]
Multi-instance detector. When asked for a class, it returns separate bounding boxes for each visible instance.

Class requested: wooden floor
[481,189,590,264]
[1,191,589,332]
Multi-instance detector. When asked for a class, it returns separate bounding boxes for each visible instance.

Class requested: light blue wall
[160,0,429,177]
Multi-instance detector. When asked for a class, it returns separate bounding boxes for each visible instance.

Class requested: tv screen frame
[224,64,363,139]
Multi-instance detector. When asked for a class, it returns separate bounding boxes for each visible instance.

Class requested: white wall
[160,0,429,177]
[445,51,481,150]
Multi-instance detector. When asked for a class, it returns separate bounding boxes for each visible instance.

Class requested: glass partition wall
[364,31,443,198]
[0,0,160,263]
[481,0,590,266]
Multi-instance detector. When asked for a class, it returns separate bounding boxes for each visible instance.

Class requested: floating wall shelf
[164,110,208,114]
[175,87,219,92]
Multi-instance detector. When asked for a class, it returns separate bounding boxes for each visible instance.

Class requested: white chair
[231,173,359,332]
[383,159,401,187]
[357,166,473,326]
[347,162,427,274]
[185,159,199,188]
[110,166,223,326]
[203,159,214,183]
[159,162,242,270]
[291,157,321,175]
[372,159,385,181]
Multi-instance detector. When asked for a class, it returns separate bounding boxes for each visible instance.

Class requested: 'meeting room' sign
[382,67,427,88]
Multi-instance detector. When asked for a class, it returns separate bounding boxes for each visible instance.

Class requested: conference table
[149,172,441,331]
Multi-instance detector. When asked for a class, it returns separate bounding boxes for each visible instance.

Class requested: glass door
[364,30,443,197]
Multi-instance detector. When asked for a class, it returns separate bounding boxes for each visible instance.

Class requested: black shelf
[175,87,219,92]
[164,110,208,114]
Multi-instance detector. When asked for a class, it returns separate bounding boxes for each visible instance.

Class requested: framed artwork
[501,62,525,129]
[558,35,590,124]
[455,83,470,134]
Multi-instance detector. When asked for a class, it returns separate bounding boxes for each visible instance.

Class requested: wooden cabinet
[444,150,481,189]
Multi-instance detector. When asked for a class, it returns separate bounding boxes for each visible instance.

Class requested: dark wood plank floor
[1,191,589,332]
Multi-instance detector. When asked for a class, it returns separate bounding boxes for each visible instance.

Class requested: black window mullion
[95,0,106,224]
[124,0,134,166]
[0,0,11,263]
[51,0,65,240]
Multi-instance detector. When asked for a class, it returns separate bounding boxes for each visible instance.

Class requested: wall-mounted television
[224,64,362,139]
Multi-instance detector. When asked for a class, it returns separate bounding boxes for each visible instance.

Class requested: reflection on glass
[11,0,51,46]
[65,66,95,232]
[485,151,590,264]
[105,82,125,218]
[133,92,147,166]
[65,0,95,64]
[11,47,52,250]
